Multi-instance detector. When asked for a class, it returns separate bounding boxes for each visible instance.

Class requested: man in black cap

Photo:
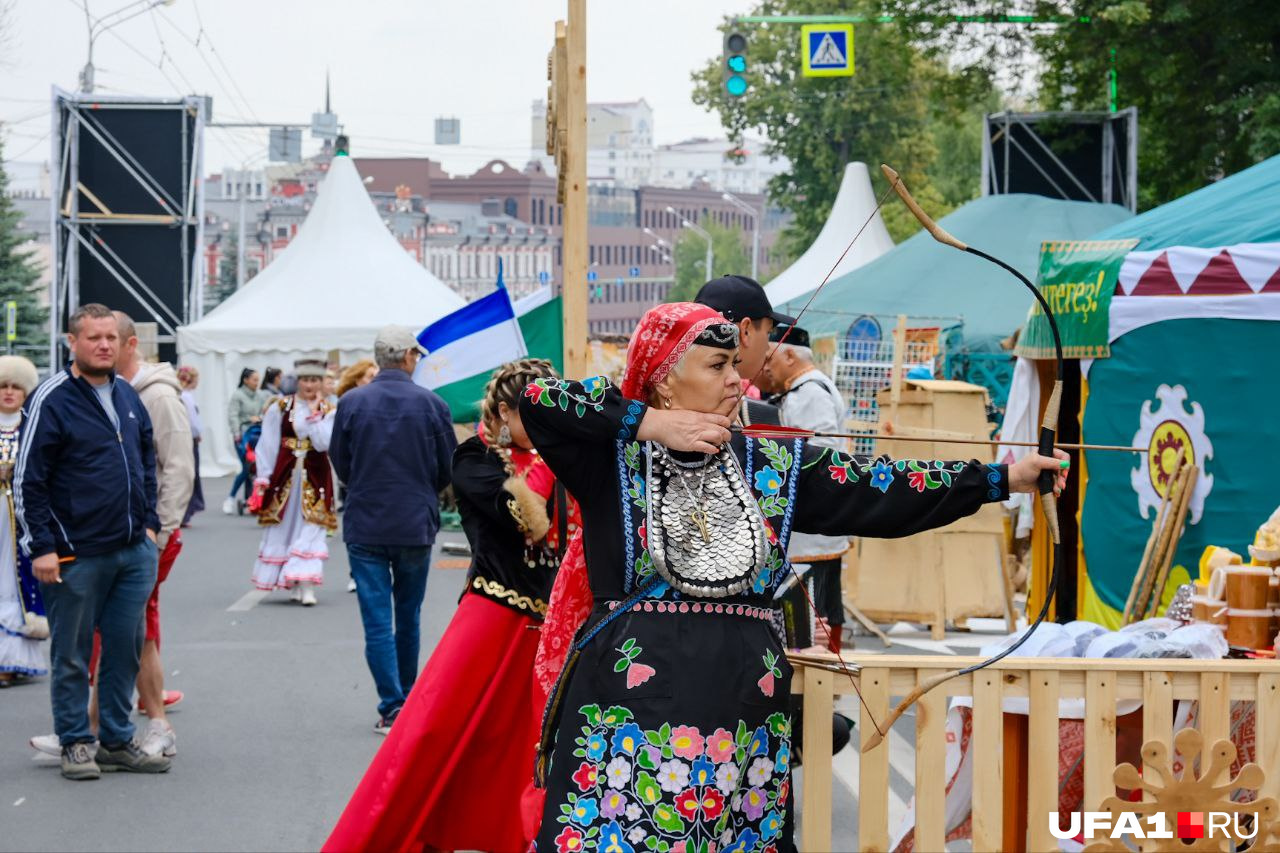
[694,274,796,426]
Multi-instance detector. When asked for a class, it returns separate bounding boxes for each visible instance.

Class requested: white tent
[764,162,895,307]
[178,154,465,476]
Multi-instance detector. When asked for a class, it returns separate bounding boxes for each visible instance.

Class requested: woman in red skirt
[325,359,576,853]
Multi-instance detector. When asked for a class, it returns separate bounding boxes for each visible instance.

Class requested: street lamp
[80,0,178,93]
[722,191,762,281]
[666,206,713,282]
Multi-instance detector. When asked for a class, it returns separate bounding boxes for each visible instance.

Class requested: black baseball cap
[768,324,810,349]
[695,275,797,326]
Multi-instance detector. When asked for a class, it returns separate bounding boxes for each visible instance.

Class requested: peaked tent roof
[1090,154,1280,250]
[779,193,1132,347]
[178,154,465,354]
[764,163,895,306]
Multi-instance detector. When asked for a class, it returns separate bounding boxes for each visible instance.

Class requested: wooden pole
[561,0,589,379]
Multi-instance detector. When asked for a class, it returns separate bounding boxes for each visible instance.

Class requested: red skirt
[324,591,542,853]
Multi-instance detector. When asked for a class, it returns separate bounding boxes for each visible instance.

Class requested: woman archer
[521,302,1067,850]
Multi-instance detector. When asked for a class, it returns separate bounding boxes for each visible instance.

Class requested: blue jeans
[40,538,158,746]
[346,543,432,718]
[229,425,260,501]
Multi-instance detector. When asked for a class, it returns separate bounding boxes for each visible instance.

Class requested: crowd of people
[4,275,1070,850]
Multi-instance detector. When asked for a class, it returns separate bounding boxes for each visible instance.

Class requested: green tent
[1089,154,1280,249]
[1068,154,1280,627]
[779,194,1132,350]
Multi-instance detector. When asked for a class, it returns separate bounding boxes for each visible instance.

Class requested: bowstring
[734,181,900,741]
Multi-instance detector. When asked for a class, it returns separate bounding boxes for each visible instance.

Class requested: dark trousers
[808,556,846,627]
[41,538,157,746]
[345,543,432,718]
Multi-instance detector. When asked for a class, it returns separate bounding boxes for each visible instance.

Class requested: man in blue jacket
[15,303,169,779]
[329,325,456,733]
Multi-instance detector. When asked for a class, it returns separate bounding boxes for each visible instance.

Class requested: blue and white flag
[413,285,528,399]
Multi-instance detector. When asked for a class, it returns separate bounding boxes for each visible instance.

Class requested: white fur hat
[0,356,39,394]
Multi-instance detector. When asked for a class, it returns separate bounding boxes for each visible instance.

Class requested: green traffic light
[726,75,748,97]
[727,54,746,73]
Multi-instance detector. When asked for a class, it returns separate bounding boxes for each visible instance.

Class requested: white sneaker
[289,586,303,603]
[221,496,237,515]
[29,733,60,756]
[346,578,357,593]
[140,719,176,757]
[301,585,317,607]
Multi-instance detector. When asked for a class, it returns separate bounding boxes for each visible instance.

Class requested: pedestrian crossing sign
[801,24,854,77]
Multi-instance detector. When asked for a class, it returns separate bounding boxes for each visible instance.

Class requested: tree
[888,0,1280,209]
[206,232,239,311]
[667,220,751,303]
[691,0,994,257]
[0,138,49,356]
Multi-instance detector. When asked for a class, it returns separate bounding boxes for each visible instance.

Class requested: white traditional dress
[250,395,337,590]
[0,410,47,676]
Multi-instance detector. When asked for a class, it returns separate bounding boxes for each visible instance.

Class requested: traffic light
[723,31,748,97]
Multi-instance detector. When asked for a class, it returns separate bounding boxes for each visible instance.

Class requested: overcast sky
[1,0,757,182]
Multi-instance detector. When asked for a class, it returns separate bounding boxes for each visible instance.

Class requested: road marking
[13,798,25,807]
[227,590,269,612]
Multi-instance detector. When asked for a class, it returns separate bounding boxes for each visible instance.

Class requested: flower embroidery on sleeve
[525,377,607,418]
[868,459,895,493]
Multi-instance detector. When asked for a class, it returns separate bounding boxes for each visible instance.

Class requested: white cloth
[996,357,1040,539]
[0,492,46,676]
[181,389,202,440]
[250,397,334,590]
[780,367,851,561]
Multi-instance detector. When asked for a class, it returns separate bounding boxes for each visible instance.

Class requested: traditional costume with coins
[525,303,1009,849]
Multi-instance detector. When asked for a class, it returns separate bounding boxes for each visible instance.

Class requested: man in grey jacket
[114,312,193,756]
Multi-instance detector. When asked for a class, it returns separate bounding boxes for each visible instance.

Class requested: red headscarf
[620,302,731,400]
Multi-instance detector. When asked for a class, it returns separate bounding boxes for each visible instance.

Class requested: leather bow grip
[860,669,959,752]
[1038,379,1064,545]
[880,164,968,251]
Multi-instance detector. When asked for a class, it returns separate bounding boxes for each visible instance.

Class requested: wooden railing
[792,655,1280,852]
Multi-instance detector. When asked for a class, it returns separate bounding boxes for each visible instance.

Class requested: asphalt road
[0,476,469,853]
[0,476,956,851]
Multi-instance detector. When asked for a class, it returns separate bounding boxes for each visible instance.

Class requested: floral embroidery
[757,649,782,697]
[557,703,790,847]
[753,466,781,496]
[527,377,607,419]
[620,399,645,440]
[614,638,657,689]
[825,449,860,485]
[868,459,895,493]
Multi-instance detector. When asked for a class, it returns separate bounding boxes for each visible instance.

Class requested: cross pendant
[690,508,711,544]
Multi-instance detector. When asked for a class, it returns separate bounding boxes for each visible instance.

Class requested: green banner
[438,296,564,423]
[1015,239,1138,360]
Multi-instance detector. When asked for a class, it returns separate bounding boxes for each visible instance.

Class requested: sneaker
[374,708,400,735]
[61,742,101,780]
[300,586,317,607]
[346,577,357,593]
[140,719,177,758]
[96,738,171,773]
[137,690,184,715]
[290,586,303,603]
[30,733,61,757]
[221,496,236,515]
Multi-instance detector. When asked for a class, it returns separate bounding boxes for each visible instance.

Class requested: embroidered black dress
[453,435,562,618]
[522,377,1008,852]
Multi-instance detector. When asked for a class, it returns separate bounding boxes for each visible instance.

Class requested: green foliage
[0,139,48,354]
[206,231,239,310]
[691,0,995,256]
[667,219,750,302]
[888,0,1280,209]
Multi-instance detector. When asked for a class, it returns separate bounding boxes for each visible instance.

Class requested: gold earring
[663,397,672,409]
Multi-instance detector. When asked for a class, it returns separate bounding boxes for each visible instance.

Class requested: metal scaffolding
[50,88,206,367]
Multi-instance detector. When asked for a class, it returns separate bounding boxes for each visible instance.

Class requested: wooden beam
[560,0,588,378]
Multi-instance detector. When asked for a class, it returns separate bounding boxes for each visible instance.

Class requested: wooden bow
[857,165,1067,751]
